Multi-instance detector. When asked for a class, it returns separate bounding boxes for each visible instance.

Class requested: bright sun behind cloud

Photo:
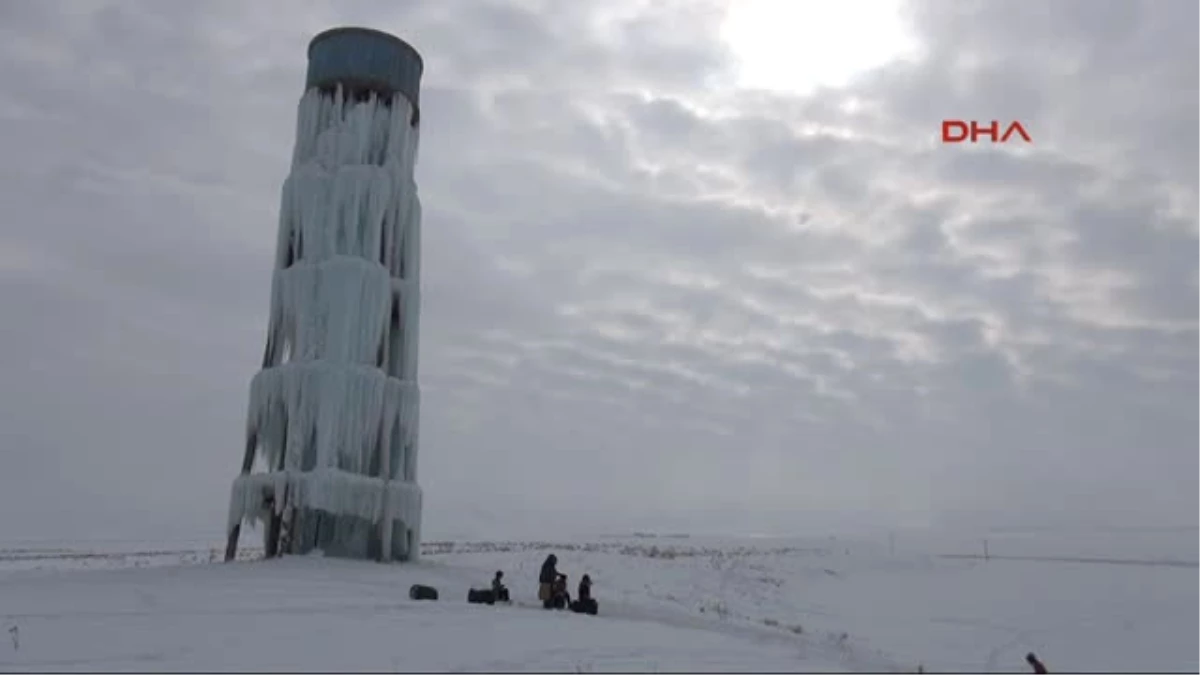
[720,0,920,95]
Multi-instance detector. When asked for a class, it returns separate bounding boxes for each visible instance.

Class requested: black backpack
[467,588,497,605]
[409,584,439,601]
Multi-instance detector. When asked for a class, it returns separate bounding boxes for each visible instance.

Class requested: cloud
[0,0,1194,541]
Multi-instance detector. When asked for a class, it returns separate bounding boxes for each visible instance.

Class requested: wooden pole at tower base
[264,424,290,558]
[224,433,258,562]
[379,427,394,563]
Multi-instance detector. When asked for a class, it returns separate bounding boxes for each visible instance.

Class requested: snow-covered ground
[0,531,1195,672]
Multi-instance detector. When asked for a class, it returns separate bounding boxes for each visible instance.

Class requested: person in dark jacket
[538,554,559,608]
[1025,653,1048,674]
[491,570,510,603]
[550,573,571,609]
[571,574,598,615]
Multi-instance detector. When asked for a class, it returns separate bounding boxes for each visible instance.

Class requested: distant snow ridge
[227,86,423,562]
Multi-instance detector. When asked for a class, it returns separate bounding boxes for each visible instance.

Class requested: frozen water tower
[224,27,425,563]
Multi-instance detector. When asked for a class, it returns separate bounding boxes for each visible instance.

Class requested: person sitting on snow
[491,570,510,603]
[570,573,598,615]
[549,573,570,610]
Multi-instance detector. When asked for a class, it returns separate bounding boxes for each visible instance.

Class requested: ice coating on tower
[227,471,421,537]
[227,83,423,562]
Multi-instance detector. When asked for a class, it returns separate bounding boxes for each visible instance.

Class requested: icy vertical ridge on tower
[227,81,423,562]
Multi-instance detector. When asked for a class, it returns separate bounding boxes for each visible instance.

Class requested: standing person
[1025,653,1048,674]
[538,554,559,608]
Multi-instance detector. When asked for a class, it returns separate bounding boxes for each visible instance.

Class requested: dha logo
[941,120,1032,144]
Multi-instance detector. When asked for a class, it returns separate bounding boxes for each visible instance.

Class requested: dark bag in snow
[468,588,496,605]
[409,584,439,601]
[570,598,598,615]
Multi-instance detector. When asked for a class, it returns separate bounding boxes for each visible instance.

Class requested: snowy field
[0,531,1195,672]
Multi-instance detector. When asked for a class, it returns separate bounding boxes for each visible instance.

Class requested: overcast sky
[0,0,1195,542]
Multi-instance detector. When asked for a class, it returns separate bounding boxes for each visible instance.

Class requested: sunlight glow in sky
[720,0,920,94]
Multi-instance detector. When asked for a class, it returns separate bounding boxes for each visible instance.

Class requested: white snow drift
[1,532,1195,672]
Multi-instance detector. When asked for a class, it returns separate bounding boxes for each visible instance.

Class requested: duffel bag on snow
[409,584,439,601]
[467,588,496,605]
[570,598,598,615]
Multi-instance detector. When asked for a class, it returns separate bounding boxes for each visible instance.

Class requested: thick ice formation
[227,470,422,537]
[228,87,423,561]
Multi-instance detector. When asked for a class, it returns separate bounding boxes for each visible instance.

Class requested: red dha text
[941,120,1032,144]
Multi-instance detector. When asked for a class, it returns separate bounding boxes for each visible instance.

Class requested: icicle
[227,472,291,534]
[265,258,392,364]
[247,363,398,472]
[230,469,406,532]
[387,481,422,527]
[406,407,420,482]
